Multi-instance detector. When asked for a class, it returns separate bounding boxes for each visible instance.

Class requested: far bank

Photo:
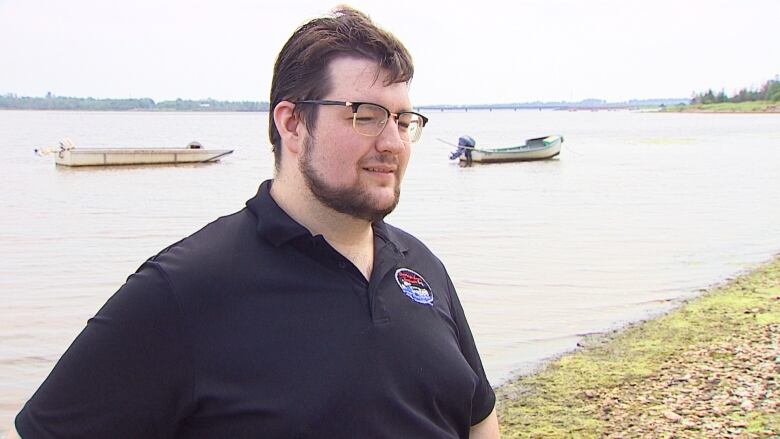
[663,100,780,113]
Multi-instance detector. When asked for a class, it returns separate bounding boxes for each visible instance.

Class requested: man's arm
[14,263,191,437]
[469,407,500,439]
[6,420,21,439]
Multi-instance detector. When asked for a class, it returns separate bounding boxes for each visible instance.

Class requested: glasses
[294,100,429,143]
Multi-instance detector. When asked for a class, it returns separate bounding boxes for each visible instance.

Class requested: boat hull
[54,148,234,167]
[461,135,562,163]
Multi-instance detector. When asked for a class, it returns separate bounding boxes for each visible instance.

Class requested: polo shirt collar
[372,218,409,254]
[246,180,310,247]
[246,179,408,254]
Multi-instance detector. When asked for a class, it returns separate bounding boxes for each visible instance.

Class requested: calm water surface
[1,109,779,430]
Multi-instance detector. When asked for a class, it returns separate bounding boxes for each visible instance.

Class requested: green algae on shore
[496,257,780,438]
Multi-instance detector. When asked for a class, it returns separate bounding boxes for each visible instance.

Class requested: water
[1,109,779,430]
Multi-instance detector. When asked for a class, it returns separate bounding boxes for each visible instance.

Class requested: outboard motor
[449,135,476,161]
[35,138,76,156]
[458,135,476,148]
[59,138,76,150]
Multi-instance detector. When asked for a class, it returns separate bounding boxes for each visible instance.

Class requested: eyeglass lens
[353,103,423,143]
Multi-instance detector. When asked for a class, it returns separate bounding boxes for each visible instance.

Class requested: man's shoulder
[148,207,259,277]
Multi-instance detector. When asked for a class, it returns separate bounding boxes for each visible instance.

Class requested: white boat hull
[54,148,233,167]
[461,135,562,163]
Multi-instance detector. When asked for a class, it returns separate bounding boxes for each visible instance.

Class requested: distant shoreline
[663,101,780,114]
[0,95,269,112]
[1,94,687,113]
[5,94,779,114]
[0,108,269,113]
[4,105,779,114]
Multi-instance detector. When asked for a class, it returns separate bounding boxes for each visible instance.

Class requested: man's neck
[270,176,375,280]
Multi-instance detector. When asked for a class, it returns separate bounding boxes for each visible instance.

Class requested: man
[11,7,499,438]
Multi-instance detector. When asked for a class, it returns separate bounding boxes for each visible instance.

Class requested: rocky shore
[496,257,780,438]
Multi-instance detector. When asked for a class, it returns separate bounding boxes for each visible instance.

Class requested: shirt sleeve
[15,261,194,439]
[445,274,496,426]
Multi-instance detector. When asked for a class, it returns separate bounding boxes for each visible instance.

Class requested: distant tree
[0,93,269,111]
[693,89,717,104]
[761,79,780,102]
[691,76,780,104]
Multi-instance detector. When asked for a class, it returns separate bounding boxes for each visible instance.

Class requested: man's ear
[273,101,303,154]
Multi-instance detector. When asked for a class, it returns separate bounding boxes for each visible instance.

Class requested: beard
[299,135,401,222]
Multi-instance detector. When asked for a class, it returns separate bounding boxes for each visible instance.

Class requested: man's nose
[376,117,406,153]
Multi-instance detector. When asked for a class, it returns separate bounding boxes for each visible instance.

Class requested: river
[1,109,779,431]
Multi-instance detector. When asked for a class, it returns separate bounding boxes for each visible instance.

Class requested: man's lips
[363,165,396,173]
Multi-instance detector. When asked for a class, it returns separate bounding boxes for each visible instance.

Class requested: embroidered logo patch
[395,268,433,305]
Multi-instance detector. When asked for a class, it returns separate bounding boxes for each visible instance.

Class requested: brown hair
[268,6,414,168]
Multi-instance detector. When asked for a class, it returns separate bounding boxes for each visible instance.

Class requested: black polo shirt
[16,180,495,438]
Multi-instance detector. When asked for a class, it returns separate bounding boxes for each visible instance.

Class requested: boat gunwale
[476,136,562,154]
[64,148,234,155]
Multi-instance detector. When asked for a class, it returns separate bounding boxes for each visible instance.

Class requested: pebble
[663,411,681,422]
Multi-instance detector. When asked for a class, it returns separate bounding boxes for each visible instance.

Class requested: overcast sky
[1,0,778,105]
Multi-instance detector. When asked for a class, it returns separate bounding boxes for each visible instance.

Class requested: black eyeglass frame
[293,99,429,142]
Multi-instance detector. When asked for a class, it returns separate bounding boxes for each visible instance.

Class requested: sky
[1,0,778,105]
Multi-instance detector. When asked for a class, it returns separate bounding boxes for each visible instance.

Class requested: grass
[496,257,780,438]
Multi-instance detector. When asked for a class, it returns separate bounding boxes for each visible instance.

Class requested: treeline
[691,77,780,104]
[0,93,270,111]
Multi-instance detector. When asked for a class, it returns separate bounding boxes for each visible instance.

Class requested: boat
[446,135,563,163]
[36,139,234,167]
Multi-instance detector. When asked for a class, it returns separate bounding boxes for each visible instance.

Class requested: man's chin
[301,166,400,221]
[369,188,399,206]
[354,190,400,222]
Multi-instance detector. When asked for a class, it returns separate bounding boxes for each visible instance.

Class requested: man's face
[298,57,412,222]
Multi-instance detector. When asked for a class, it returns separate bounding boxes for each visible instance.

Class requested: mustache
[360,153,399,166]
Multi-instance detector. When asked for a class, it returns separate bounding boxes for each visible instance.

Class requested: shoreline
[666,109,780,114]
[495,256,780,437]
[663,101,780,114]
